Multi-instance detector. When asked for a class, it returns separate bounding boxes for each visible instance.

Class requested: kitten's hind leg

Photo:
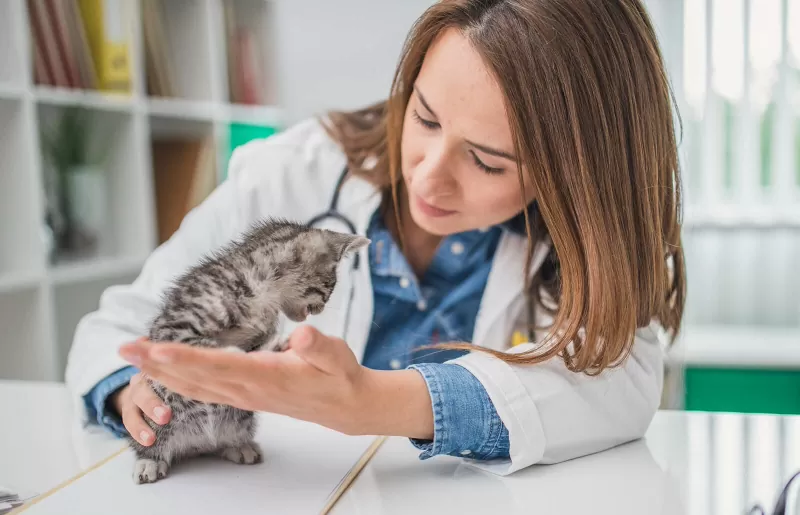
[133,458,170,484]
[220,441,262,465]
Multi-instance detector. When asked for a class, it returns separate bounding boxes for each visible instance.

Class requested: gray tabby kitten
[129,219,369,484]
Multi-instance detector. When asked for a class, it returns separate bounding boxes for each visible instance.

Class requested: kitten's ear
[334,234,370,259]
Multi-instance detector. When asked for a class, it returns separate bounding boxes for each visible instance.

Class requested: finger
[149,343,272,382]
[122,340,287,404]
[130,376,172,425]
[120,341,231,384]
[119,340,149,368]
[129,371,152,389]
[137,364,239,407]
[285,326,353,374]
[121,396,156,447]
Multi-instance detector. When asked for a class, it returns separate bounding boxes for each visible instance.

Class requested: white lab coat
[65,118,666,476]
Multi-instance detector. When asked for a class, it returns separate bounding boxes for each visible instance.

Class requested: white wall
[271,0,436,124]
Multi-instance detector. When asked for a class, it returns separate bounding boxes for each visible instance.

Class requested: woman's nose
[412,151,457,199]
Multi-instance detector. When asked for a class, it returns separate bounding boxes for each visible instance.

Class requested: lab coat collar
[337,172,550,355]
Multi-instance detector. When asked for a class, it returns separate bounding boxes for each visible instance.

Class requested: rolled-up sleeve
[83,366,139,437]
[407,363,510,461]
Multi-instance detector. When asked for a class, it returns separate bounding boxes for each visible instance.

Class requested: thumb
[286,326,355,374]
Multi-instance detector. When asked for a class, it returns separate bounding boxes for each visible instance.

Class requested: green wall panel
[685,367,800,415]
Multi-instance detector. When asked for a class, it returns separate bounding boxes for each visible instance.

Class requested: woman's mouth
[414,194,457,218]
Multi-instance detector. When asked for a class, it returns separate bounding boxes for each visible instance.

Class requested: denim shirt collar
[367,201,536,280]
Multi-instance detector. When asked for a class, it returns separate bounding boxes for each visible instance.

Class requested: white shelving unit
[0,0,283,380]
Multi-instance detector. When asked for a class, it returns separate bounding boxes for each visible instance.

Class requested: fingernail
[140,431,152,444]
[153,406,167,421]
[150,348,174,364]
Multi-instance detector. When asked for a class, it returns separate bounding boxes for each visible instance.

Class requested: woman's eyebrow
[415,85,517,163]
[465,140,517,162]
[414,86,437,117]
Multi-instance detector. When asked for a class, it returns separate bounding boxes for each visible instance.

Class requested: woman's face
[400,28,534,236]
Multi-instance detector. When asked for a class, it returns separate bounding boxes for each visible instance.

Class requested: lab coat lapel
[337,174,381,361]
[472,232,551,350]
[325,169,554,360]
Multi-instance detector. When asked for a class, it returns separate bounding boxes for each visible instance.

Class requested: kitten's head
[261,221,369,322]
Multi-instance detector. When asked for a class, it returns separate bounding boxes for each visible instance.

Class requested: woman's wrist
[110,385,129,416]
[352,368,434,440]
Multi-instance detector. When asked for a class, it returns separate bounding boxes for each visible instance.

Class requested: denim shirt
[361,210,510,460]
[84,211,513,461]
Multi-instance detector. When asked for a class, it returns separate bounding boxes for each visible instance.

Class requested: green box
[222,123,280,181]
[685,367,800,415]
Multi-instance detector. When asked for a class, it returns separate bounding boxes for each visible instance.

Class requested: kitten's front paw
[271,337,290,352]
[220,442,262,465]
[133,459,169,484]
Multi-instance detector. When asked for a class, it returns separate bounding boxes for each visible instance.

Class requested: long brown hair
[322,0,685,375]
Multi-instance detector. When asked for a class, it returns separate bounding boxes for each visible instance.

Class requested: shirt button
[417,299,427,311]
[389,359,402,370]
[460,450,472,456]
[399,277,410,288]
[450,242,465,255]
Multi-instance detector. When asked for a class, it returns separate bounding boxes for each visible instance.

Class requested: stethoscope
[306,165,537,343]
[306,166,361,269]
[305,165,360,339]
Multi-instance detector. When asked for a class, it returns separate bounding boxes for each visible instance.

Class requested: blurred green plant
[40,107,111,253]
[760,100,774,188]
[40,107,110,172]
[712,97,799,194]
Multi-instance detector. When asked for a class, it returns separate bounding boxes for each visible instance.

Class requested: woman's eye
[412,110,440,130]
[470,150,504,175]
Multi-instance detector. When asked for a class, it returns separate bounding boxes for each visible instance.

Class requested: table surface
[336,412,800,515]
[0,381,123,500]
[2,379,800,515]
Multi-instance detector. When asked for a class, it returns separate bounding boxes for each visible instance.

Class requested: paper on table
[0,487,23,515]
[14,413,376,515]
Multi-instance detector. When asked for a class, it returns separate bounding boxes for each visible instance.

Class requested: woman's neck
[384,186,442,278]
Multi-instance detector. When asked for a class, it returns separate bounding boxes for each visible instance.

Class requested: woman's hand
[117,326,434,439]
[111,371,172,446]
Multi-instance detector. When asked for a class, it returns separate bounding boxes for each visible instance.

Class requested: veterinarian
[66,0,684,476]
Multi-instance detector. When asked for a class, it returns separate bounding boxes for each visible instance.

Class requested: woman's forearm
[357,368,434,440]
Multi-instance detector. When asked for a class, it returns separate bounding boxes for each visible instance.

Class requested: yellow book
[77,0,131,92]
